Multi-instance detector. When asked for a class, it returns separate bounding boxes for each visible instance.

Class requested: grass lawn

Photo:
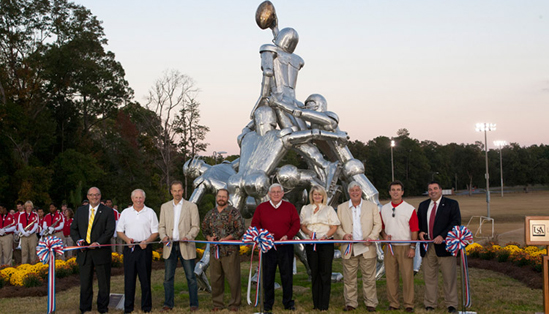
[0,257,543,314]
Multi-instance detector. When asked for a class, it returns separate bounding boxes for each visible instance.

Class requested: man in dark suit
[71,187,116,314]
[417,182,461,313]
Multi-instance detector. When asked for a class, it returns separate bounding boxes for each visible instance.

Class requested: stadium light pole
[493,140,507,197]
[476,123,496,218]
[390,139,395,182]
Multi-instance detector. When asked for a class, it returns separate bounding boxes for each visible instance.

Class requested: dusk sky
[75,1,549,156]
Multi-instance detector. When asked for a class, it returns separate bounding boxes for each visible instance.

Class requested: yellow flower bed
[466,242,546,272]
[0,252,127,287]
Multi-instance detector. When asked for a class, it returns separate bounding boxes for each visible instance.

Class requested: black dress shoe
[425,307,435,311]
[388,306,399,310]
[286,305,296,310]
[448,306,458,313]
[405,307,414,313]
[367,306,376,312]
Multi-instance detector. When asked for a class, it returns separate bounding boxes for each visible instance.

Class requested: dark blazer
[417,196,461,257]
[70,204,115,265]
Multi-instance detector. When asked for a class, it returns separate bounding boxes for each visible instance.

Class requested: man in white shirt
[117,189,159,313]
[158,180,200,312]
[336,181,382,312]
[380,181,419,312]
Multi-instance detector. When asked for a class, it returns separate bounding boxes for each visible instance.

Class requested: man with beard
[202,189,246,311]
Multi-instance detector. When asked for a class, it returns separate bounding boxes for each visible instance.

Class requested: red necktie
[429,201,437,239]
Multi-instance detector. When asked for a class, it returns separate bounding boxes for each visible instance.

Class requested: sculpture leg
[194,243,212,292]
[294,230,312,279]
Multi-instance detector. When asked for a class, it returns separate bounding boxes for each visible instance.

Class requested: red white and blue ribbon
[36,236,64,314]
[387,243,395,256]
[242,226,275,306]
[214,244,220,259]
[445,225,473,308]
[312,232,317,251]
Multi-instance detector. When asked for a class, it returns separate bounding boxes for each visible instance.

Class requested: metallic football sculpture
[192,1,389,291]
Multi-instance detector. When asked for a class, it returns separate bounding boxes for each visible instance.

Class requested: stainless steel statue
[191,1,389,291]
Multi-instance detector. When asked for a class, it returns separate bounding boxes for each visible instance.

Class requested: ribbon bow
[36,236,65,313]
[242,226,275,306]
[445,225,473,256]
[242,226,275,253]
[445,225,473,308]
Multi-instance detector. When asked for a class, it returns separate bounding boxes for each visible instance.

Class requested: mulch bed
[1,258,543,298]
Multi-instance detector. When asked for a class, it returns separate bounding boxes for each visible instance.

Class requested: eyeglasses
[392,207,395,218]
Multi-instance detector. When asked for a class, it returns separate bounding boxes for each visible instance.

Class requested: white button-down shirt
[172,200,182,241]
[349,200,369,256]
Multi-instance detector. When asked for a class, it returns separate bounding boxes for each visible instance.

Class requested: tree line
[348,129,549,199]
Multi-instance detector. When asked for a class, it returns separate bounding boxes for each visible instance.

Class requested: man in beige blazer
[158,181,200,312]
[336,181,382,312]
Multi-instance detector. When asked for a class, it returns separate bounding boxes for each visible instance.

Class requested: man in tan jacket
[158,181,200,312]
[336,181,382,312]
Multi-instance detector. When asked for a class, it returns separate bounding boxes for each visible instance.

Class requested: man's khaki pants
[423,245,458,309]
[0,234,13,265]
[342,255,378,308]
[384,244,415,309]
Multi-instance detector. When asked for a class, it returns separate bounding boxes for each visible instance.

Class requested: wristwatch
[410,245,416,249]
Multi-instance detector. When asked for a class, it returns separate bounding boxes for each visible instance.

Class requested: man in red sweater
[251,183,300,313]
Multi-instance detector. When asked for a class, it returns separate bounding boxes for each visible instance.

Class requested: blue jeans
[163,244,199,308]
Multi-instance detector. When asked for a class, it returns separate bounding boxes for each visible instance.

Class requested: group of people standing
[1,178,461,314]
[0,200,81,265]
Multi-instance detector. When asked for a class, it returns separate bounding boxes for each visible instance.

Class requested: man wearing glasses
[380,181,419,313]
[70,187,115,314]
[251,184,300,313]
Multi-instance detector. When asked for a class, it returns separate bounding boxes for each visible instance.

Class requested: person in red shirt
[18,201,39,264]
[62,207,74,258]
[12,201,24,264]
[0,204,17,265]
[380,181,419,313]
[43,203,66,260]
[251,183,300,313]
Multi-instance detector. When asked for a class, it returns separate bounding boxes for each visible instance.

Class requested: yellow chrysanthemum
[152,251,161,261]
[0,267,16,279]
[524,246,539,254]
[503,245,521,253]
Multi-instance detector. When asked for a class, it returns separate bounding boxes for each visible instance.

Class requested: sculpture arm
[270,98,339,130]
[188,184,206,204]
[285,129,348,146]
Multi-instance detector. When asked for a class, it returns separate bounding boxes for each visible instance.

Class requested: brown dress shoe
[367,306,376,312]
[405,307,414,313]
[159,306,172,312]
[343,305,356,311]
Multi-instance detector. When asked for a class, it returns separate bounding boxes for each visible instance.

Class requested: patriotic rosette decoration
[36,236,65,313]
[445,225,473,308]
[242,226,275,306]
